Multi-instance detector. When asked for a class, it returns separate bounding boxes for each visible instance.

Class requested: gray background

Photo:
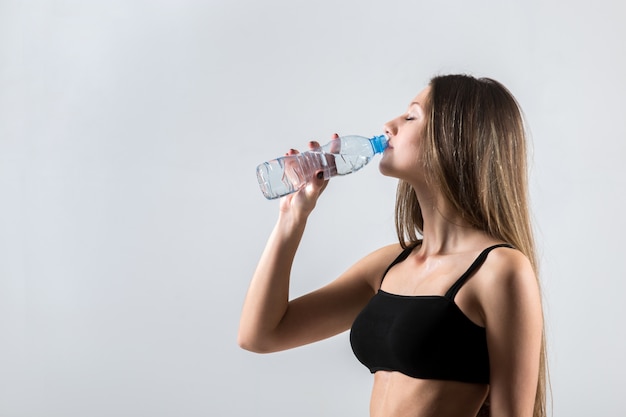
[1,0,625,416]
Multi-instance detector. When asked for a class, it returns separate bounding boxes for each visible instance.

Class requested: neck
[412,187,489,256]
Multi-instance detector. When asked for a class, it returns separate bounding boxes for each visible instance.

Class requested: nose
[384,118,397,138]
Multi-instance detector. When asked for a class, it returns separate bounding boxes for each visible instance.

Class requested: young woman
[238,74,547,417]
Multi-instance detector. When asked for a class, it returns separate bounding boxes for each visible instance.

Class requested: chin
[378,162,397,179]
[378,160,389,175]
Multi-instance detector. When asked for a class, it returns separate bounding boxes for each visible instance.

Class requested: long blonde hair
[395,74,547,417]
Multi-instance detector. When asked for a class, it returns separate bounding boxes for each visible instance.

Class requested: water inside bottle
[257,153,319,199]
[333,153,372,175]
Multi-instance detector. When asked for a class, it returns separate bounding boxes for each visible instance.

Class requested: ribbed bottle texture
[256,135,388,200]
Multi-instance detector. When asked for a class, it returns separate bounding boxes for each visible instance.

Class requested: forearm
[238,211,308,352]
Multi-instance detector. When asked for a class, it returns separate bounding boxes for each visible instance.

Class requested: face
[379,86,430,182]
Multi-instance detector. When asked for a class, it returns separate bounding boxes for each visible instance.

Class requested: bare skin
[370,372,487,417]
[239,88,543,416]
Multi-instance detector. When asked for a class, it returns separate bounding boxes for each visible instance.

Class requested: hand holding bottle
[279,135,340,218]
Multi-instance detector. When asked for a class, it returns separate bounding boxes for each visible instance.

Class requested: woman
[238,74,547,417]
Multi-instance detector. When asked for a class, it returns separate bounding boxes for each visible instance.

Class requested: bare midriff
[370,371,489,417]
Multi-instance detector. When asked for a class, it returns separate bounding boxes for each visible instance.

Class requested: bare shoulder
[476,246,541,322]
[344,243,407,291]
[484,246,535,279]
[361,242,407,263]
[486,246,536,287]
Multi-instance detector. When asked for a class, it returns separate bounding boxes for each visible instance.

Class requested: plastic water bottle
[256,134,388,199]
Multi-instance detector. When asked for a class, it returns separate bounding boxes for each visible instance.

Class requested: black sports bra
[349,243,513,384]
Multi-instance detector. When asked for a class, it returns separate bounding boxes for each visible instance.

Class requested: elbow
[237,336,263,353]
[237,330,274,354]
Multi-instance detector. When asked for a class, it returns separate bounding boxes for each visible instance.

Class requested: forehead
[411,86,431,106]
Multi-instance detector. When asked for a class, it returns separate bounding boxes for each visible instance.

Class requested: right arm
[238,143,401,353]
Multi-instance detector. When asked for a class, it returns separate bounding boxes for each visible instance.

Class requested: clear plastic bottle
[256,134,388,199]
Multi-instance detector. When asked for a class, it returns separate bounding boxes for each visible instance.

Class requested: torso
[370,371,488,417]
[356,243,510,416]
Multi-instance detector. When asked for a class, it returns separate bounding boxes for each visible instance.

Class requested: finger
[317,172,330,194]
[306,169,329,195]
[329,133,341,154]
[308,141,321,151]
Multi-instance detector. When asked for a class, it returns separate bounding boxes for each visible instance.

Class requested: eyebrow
[408,102,424,112]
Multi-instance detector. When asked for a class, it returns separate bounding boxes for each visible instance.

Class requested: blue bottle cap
[370,135,388,154]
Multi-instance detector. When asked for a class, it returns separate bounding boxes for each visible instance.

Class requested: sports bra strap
[444,244,514,300]
[378,244,418,287]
